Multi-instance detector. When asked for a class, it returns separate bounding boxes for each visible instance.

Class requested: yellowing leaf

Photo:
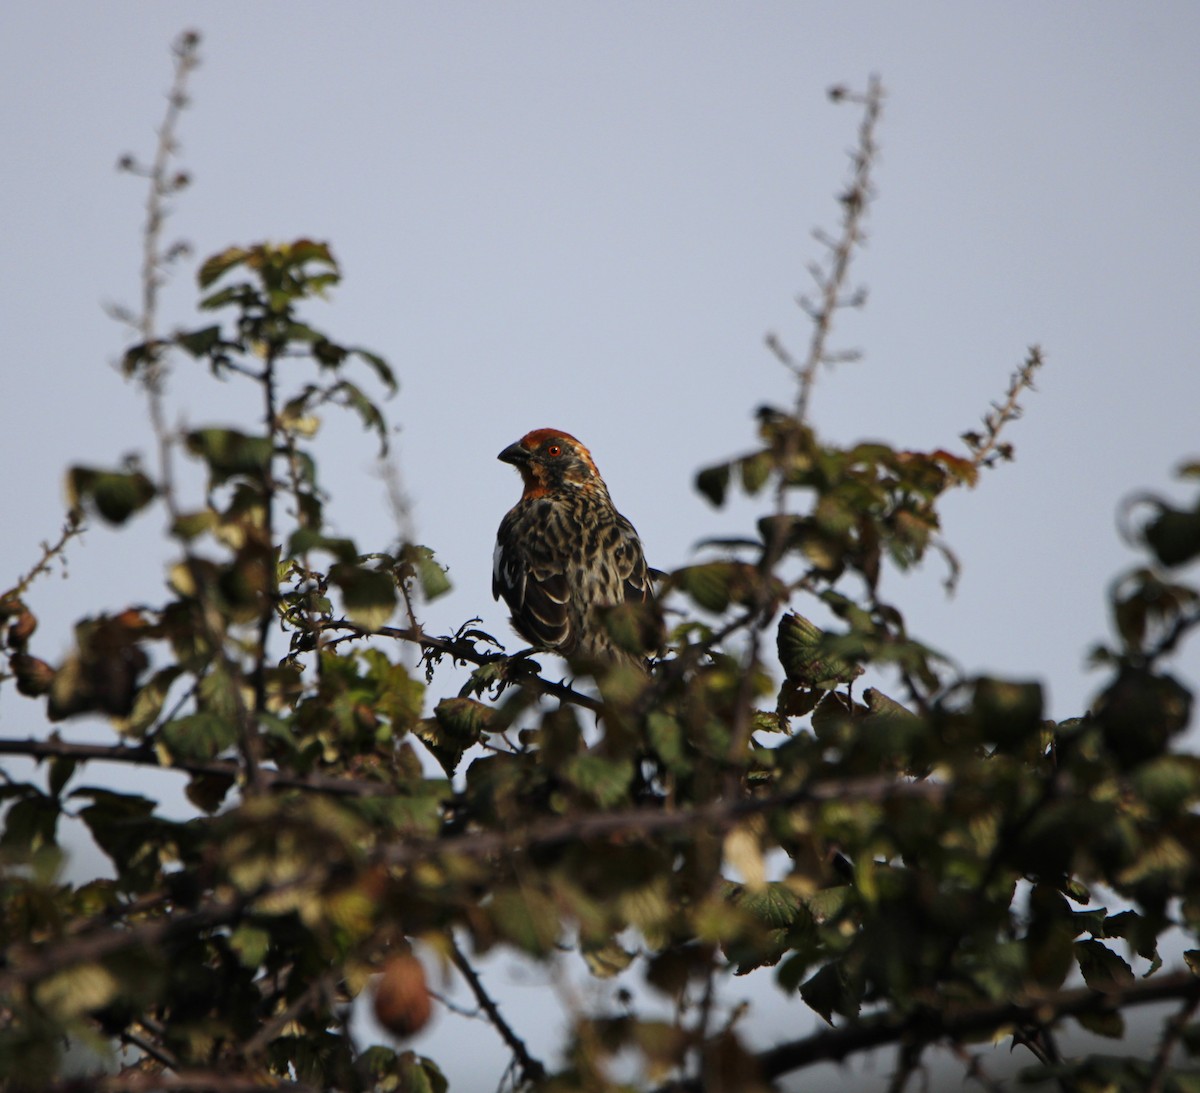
[34,962,118,1019]
[724,823,766,892]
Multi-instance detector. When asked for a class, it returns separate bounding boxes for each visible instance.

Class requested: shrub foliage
[2,36,1199,1093]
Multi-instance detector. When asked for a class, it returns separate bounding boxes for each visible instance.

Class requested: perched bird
[493,428,652,665]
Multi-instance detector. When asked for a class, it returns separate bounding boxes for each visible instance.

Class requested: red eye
[546,444,562,457]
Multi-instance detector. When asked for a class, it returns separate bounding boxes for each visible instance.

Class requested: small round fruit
[373,953,432,1038]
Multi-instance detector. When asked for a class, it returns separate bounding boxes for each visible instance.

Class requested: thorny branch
[773,76,883,430]
[962,346,1044,470]
[449,936,546,1084]
[117,28,201,523]
[0,511,85,606]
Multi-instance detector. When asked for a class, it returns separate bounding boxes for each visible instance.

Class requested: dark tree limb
[657,970,1200,1093]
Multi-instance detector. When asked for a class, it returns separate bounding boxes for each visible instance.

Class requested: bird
[493,428,653,666]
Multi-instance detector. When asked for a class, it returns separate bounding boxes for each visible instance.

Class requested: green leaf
[972,677,1044,747]
[1073,1008,1126,1039]
[198,660,243,722]
[288,528,359,564]
[67,466,157,525]
[491,887,561,956]
[597,599,661,657]
[185,428,274,486]
[328,378,389,453]
[230,924,272,968]
[739,450,773,495]
[1095,668,1193,765]
[0,792,60,853]
[563,753,634,807]
[801,962,857,1023]
[737,882,804,929]
[675,562,735,613]
[198,283,253,312]
[1143,501,1200,568]
[647,711,691,775]
[47,756,77,798]
[406,544,452,601]
[72,788,164,891]
[432,697,492,744]
[185,771,236,814]
[198,245,251,288]
[330,562,397,630]
[158,712,239,763]
[645,947,707,997]
[395,1053,448,1093]
[696,461,732,507]
[1074,939,1135,991]
[33,962,119,1019]
[281,237,336,271]
[171,508,219,541]
[1131,755,1200,812]
[777,612,864,689]
[351,347,398,393]
[174,324,223,358]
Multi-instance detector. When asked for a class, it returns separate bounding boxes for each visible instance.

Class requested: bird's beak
[498,442,529,465]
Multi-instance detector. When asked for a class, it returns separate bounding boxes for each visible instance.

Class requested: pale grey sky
[2,4,1199,1089]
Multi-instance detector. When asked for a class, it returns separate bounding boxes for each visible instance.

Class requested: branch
[449,936,546,1084]
[242,969,337,1058]
[373,623,605,713]
[41,1073,319,1093]
[962,346,1045,470]
[118,1026,180,1072]
[0,896,245,998]
[789,76,884,427]
[658,969,1200,1093]
[0,734,386,797]
[1146,991,1200,1093]
[377,774,949,871]
[117,29,202,527]
[1,510,85,604]
[134,30,200,359]
[0,772,948,991]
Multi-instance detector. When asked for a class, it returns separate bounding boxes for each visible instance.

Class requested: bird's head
[498,428,605,498]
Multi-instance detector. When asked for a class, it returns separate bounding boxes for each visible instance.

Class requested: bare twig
[787,76,884,429]
[448,936,546,1083]
[950,1041,1006,1093]
[119,1025,180,1072]
[242,969,337,1057]
[886,1042,921,1093]
[1,510,85,604]
[123,29,201,521]
[1146,991,1200,1093]
[962,346,1044,470]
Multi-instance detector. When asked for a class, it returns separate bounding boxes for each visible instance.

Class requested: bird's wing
[493,511,573,650]
[614,513,652,605]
